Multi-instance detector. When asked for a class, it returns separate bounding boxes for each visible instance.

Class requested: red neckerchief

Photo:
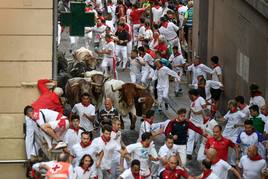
[174,52,181,57]
[249,154,262,161]
[97,23,103,28]
[80,141,91,148]
[81,165,90,174]
[141,141,150,148]
[146,49,157,59]
[145,26,150,30]
[201,169,212,179]
[144,118,153,125]
[132,172,145,179]
[70,125,80,134]
[239,104,247,110]
[154,5,161,9]
[112,128,118,133]
[85,7,91,12]
[213,64,220,69]
[101,135,111,144]
[106,38,113,43]
[191,96,199,107]
[162,22,168,28]
[230,108,238,113]
[251,91,262,97]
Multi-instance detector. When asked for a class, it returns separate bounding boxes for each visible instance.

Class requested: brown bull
[65,73,108,109]
[112,83,155,129]
[65,78,91,107]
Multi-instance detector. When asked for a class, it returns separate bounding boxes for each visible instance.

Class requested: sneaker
[54,141,67,150]
[187,154,192,160]
[165,103,169,110]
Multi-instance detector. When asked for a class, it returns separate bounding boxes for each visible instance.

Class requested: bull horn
[138,97,146,103]
[111,84,122,92]
[71,82,79,87]
[135,84,146,90]
[90,82,103,87]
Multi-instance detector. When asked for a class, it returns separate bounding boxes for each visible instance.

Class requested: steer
[104,80,155,129]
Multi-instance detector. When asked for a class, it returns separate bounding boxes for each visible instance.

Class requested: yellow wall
[0,0,53,178]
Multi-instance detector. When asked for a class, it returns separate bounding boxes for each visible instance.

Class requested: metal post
[52,0,58,80]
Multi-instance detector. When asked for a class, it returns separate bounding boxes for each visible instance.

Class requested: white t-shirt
[111,130,122,160]
[91,136,118,170]
[72,103,96,132]
[190,96,206,125]
[206,172,221,179]
[71,143,101,166]
[63,128,83,151]
[236,131,262,155]
[187,63,213,84]
[120,168,136,179]
[74,165,97,179]
[249,96,266,109]
[138,121,152,141]
[240,105,250,119]
[158,22,179,41]
[152,6,163,23]
[36,109,60,126]
[239,155,266,179]
[103,41,115,58]
[158,144,178,172]
[211,159,232,179]
[169,54,185,75]
[153,66,180,90]
[222,110,246,143]
[129,57,143,74]
[211,66,222,83]
[126,142,157,172]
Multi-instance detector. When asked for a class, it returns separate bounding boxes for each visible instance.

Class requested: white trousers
[168,37,182,54]
[157,87,169,106]
[115,45,128,69]
[141,67,154,84]
[177,145,187,166]
[186,128,202,155]
[133,24,140,45]
[197,142,206,162]
[25,116,39,159]
[130,71,141,83]
[101,57,114,75]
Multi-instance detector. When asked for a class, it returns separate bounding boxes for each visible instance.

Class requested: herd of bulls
[58,48,155,129]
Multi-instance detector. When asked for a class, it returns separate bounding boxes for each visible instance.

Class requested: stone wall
[0,0,53,177]
[195,0,268,104]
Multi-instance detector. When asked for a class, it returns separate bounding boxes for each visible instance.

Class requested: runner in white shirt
[119,160,143,179]
[235,95,250,119]
[249,84,266,109]
[169,46,186,96]
[186,89,206,158]
[121,132,159,179]
[239,145,266,179]
[24,106,69,150]
[153,60,180,111]
[63,115,84,151]
[197,159,220,179]
[206,148,242,179]
[220,100,246,165]
[129,49,145,83]
[158,135,181,174]
[236,120,263,156]
[138,46,156,86]
[138,110,164,141]
[91,125,118,179]
[151,2,163,25]
[158,17,181,51]
[110,117,125,179]
[187,57,213,85]
[71,93,96,134]
[70,131,101,167]
[74,154,97,179]
[96,34,116,76]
